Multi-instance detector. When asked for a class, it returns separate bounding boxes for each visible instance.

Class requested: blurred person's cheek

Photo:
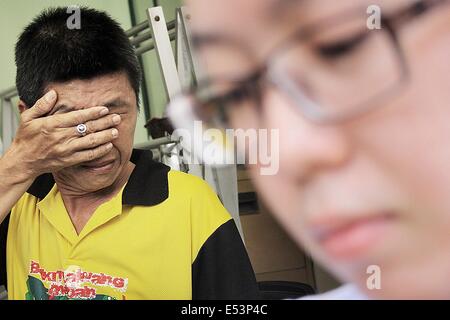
[246,12,450,298]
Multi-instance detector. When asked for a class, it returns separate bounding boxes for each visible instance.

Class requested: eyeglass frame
[185,0,448,127]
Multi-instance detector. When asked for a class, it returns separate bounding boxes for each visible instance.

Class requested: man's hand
[7,90,121,180]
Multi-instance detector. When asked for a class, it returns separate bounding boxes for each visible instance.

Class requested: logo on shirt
[25,261,128,300]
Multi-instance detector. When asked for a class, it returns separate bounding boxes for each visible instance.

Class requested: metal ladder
[143,6,244,239]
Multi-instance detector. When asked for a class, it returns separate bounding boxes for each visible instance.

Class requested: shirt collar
[27,149,170,206]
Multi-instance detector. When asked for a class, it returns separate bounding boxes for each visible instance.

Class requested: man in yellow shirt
[0,7,258,300]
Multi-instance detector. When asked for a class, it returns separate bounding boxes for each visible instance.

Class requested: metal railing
[0,87,19,155]
[0,87,18,100]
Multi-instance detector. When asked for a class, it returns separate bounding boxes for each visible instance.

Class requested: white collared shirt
[301,284,368,300]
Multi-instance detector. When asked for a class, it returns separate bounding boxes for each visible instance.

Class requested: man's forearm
[0,146,35,225]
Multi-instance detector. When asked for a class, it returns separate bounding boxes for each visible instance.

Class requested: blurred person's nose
[262,87,351,182]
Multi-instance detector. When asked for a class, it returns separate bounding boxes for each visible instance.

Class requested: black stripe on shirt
[192,219,261,300]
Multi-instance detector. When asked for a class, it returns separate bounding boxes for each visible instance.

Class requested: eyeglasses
[169,0,448,131]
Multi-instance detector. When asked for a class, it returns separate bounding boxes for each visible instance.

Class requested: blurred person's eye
[313,32,368,60]
[205,85,252,121]
[195,79,258,126]
[220,85,253,105]
[204,74,260,107]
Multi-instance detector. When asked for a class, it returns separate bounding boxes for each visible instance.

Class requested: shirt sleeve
[185,173,260,299]
[192,219,261,300]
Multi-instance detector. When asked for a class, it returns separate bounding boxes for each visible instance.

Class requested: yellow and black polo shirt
[0,149,259,300]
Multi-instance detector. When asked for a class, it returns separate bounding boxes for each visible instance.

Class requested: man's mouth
[307,212,397,260]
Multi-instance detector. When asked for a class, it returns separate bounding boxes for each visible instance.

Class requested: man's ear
[18,100,29,114]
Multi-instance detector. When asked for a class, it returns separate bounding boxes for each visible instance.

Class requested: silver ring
[76,124,87,136]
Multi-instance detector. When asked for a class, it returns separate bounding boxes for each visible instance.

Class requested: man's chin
[72,177,117,193]
[70,163,120,191]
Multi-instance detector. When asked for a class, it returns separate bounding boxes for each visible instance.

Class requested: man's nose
[261,89,351,182]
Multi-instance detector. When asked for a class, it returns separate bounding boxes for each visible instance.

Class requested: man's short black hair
[15,7,141,108]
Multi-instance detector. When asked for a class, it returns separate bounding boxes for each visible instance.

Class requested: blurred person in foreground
[169,0,450,299]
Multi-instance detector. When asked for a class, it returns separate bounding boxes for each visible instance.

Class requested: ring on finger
[76,124,88,136]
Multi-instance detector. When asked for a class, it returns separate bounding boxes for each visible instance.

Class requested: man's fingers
[82,114,121,136]
[69,128,119,152]
[67,143,114,164]
[54,106,110,128]
[21,90,57,122]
